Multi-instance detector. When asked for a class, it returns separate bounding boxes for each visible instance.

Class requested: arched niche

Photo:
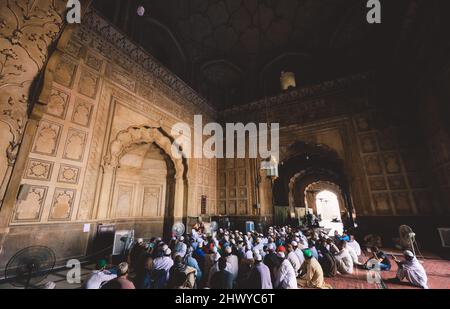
[96,125,188,237]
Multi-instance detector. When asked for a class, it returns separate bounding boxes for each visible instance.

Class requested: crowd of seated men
[82,225,429,289]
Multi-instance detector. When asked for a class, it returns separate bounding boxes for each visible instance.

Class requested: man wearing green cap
[83,259,117,289]
[298,249,331,289]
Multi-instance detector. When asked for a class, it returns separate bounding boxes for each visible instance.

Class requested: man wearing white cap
[274,252,298,289]
[174,236,187,258]
[208,252,232,287]
[152,248,174,281]
[253,237,264,256]
[224,246,239,282]
[347,235,362,256]
[263,242,279,285]
[292,241,305,267]
[287,243,301,274]
[248,254,273,289]
[392,250,428,289]
[102,262,135,289]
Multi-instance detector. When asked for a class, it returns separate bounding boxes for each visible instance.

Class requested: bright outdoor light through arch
[315,190,343,234]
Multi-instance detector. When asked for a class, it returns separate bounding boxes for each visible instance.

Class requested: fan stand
[409,234,425,263]
[24,262,37,289]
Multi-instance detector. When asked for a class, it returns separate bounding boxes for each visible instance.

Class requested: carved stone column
[173,175,185,221]
[95,165,117,220]
[258,170,273,216]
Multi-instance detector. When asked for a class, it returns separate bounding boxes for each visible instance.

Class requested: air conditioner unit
[437,228,450,248]
[112,230,134,256]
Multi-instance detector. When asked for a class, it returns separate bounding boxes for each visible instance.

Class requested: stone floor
[0,249,449,289]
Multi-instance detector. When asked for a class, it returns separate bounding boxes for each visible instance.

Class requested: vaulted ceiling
[94,0,415,110]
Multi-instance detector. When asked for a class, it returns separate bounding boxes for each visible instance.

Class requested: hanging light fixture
[261,155,279,183]
[137,5,145,16]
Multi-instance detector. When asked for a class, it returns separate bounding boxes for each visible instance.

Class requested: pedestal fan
[4,246,56,289]
[398,225,424,261]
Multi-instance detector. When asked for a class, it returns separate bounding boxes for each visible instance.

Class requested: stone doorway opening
[305,184,345,235]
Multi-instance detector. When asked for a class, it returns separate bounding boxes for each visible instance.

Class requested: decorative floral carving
[0,0,69,204]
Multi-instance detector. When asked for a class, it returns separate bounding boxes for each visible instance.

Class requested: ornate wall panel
[114,183,134,218]
[32,121,62,157]
[13,186,48,222]
[352,111,434,216]
[77,69,99,99]
[54,57,78,88]
[57,164,80,185]
[49,188,76,221]
[71,99,93,127]
[142,186,163,217]
[47,89,70,120]
[24,159,53,181]
[62,128,87,162]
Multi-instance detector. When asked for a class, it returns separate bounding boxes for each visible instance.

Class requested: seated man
[364,247,391,271]
[247,254,272,289]
[168,255,196,289]
[101,262,135,289]
[391,250,428,289]
[347,235,362,256]
[210,257,234,289]
[298,249,331,289]
[83,259,117,289]
[286,243,301,275]
[317,240,337,278]
[334,240,354,274]
[274,252,298,289]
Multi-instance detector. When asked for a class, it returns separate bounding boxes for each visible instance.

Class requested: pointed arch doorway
[95,125,188,238]
[305,181,346,235]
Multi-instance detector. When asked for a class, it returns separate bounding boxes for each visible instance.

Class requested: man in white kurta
[334,242,354,274]
[394,250,428,289]
[347,235,362,256]
[152,248,174,281]
[286,244,301,275]
[224,246,239,282]
[292,241,305,267]
[84,260,117,289]
[274,252,298,289]
[347,245,362,266]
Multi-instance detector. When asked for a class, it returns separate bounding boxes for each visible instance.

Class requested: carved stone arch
[104,125,185,179]
[304,180,346,215]
[288,168,343,211]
